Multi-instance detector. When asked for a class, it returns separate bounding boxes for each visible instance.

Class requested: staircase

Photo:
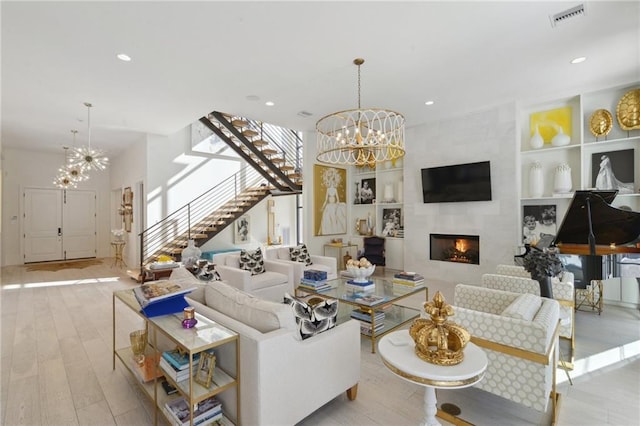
[137,113,303,274]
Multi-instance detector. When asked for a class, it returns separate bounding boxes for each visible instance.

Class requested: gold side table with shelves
[324,243,358,271]
[113,289,240,425]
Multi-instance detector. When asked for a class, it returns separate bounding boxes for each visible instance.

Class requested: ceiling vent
[550,4,586,27]
[297,110,313,118]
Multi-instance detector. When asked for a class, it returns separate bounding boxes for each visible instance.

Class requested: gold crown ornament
[409,291,470,366]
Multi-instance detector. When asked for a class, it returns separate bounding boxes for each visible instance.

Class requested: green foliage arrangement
[522,248,564,278]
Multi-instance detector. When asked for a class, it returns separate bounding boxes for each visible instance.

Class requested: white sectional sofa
[170,267,361,426]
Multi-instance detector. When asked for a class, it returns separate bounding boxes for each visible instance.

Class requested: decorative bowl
[346,264,376,283]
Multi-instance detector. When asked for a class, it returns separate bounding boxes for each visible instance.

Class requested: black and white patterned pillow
[283,293,337,340]
[239,248,265,275]
[289,244,312,266]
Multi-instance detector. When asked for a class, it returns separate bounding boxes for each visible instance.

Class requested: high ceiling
[2,1,639,157]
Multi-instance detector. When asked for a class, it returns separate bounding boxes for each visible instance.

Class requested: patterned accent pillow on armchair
[289,244,313,266]
[283,293,337,340]
[239,248,265,275]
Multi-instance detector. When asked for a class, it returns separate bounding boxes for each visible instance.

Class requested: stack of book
[298,277,331,292]
[159,349,201,383]
[164,395,223,426]
[351,309,385,336]
[133,280,195,317]
[392,272,425,294]
[345,279,375,294]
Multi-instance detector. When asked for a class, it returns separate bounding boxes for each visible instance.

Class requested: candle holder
[182,306,198,329]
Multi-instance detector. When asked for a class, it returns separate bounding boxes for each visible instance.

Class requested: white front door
[24,188,63,262]
[23,188,97,263]
[63,190,96,259]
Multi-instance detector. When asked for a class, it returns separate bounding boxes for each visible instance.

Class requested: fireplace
[430,234,480,265]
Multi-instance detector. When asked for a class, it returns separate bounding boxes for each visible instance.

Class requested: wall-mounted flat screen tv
[421,161,492,203]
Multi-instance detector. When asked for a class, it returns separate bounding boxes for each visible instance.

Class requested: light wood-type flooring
[2,259,639,425]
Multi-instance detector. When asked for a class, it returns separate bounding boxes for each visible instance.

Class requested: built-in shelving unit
[348,161,404,269]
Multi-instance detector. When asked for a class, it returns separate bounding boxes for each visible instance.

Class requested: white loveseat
[212,250,294,302]
[264,245,338,286]
[453,284,560,421]
[170,268,361,426]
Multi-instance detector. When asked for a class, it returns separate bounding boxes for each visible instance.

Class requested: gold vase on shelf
[130,329,148,366]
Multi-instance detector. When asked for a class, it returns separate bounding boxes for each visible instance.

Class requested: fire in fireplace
[430,234,480,265]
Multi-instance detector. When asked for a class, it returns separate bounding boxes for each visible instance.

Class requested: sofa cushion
[501,293,542,321]
[283,293,337,340]
[250,271,289,290]
[239,248,265,275]
[204,281,295,333]
[289,244,312,266]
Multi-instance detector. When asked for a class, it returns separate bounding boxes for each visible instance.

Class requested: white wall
[1,148,111,266]
[403,103,519,285]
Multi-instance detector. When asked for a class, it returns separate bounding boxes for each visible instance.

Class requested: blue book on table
[140,294,189,318]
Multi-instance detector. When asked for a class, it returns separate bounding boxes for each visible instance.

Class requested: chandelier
[53,147,78,189]
[59,130,89,182]
[316,58,405,168]
[70,102,110,172]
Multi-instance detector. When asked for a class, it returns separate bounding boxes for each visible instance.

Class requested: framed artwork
[194,351,216,389]
[359,178,376,204]
[591,149,635,194]
[234,215,250,244]
[314,165,347,236]
[522,205,556,245]
[530,106,572,145]
[122,187,133,232]
[382,207,402,237]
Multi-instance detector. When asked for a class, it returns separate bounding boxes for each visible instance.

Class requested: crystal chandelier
[70,102,109,172]
[316,58,405,168]
[59,130,89,182]
[53,147,78,189]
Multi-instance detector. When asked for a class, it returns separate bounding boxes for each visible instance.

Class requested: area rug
[25,258,104,272]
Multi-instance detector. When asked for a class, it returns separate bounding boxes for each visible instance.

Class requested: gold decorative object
[616,88,640,131]
[316,58,405,168]
[589,109,613,137]
[409,291,470,366]
[129,329,147,366]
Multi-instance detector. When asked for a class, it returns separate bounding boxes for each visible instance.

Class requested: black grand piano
[553,190,640,287]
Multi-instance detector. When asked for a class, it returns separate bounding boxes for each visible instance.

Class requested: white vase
[530,125,544,149]
[529,161,544,198]
[551,127,570,147]
[181,239,202,267]
[554,163,572,194]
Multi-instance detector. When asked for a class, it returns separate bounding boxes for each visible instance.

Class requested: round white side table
[378,330,487,426]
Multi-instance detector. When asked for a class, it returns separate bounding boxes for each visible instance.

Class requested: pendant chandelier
[70,102,110,172]
[316,58,405,168]
[59,130,89,182]
[53,147,78,189]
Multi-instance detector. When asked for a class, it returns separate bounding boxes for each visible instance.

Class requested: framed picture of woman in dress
[591,149,635,194]
[314,165,347,236]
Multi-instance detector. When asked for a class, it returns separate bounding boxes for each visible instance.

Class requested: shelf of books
[113,287,240,425]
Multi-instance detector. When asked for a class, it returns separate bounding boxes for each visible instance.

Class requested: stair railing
[139,165,266,268]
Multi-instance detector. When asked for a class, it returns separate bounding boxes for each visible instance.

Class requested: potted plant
[522,247,564,298]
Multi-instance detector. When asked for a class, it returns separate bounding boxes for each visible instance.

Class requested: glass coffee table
[296,276,428,353]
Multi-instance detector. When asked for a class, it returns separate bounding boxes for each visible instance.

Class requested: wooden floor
[1,259,639,426]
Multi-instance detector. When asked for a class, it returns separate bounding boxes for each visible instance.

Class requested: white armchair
[492,266,575,353]
[264,245,338,286]
[453,284,561,421]
[212,250,294,302]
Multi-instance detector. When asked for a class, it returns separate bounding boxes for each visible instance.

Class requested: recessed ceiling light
[117,53,131,62]
[425,100,435,106]
[265,101,275,107]
[571,56,587,64]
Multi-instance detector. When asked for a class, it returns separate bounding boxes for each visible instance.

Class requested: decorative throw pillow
[289,244,312,266]
[239,248,265,275]
[501,293,542,321]
[283,293,338,340]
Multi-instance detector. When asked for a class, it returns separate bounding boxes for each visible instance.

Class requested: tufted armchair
[212,250,294,302]
[493,265,575,354]
[263,245,338,287]
[453,284,561,421]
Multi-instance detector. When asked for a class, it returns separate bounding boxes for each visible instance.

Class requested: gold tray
[588,108,613,137]
[616,88,640,131]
